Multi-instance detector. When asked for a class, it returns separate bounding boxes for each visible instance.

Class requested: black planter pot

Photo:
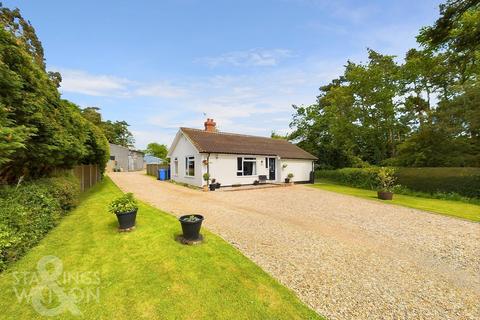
[285,178,290,183]
[179,214,204,240]
[377,191,394,200]
[209,184,216,191]
[115,209,137,229]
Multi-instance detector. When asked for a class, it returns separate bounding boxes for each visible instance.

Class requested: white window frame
[173,157,178,176]
[185,156,195,177]
[237,157,257,176]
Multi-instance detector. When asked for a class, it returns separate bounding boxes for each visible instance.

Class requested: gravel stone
[110,171,480,320]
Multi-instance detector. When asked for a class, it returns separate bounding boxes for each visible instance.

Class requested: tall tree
[144,143,168,160]
[79,107,135,148]
[102,120,134,147]
[0,6,109,181]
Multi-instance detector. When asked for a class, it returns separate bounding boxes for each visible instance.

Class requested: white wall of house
[279,159,314,182]
[169,134,203,187]
[207,154,276,186]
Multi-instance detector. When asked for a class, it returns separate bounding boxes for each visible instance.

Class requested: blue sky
[4,0,443,148]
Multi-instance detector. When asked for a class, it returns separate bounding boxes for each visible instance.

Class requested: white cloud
[143,58,342,141]
[55,68,188,98]
[58,69,131,96]
[131,130,175,149]
[198,48,293,67]
[56,56,345,148]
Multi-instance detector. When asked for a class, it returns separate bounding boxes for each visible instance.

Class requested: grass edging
[311,180,480,222]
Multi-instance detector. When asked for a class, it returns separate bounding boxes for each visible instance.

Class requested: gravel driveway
[109,171,480,320]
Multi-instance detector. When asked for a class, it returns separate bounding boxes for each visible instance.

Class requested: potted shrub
[209,178,217,191]
[108,193,138,230]
[285,173,294,184]
[179,214,204,241]
[376,167,396,200]
[202,173,210,192]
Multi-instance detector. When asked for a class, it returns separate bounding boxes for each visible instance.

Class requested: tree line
[290,0,480,168]
[0,5,134,182]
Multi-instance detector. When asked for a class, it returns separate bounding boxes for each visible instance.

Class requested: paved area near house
[109,171,480,320]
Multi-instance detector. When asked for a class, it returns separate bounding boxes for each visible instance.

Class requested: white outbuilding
[167,119,317,187]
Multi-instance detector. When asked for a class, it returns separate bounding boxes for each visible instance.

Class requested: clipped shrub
[0,174,80,271]
[315,167,382,190]
[396,167,480,199]
[316,167,480,199]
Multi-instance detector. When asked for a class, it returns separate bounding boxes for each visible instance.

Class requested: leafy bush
[376,167,396,192]
[395,167,480,199]
[203,173,210,182]
[316,167,480,199]
[315,167,382,190]
[108,193,138,214]
[0,174,80,271]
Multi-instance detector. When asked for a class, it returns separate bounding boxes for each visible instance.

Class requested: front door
[268,158,276,180]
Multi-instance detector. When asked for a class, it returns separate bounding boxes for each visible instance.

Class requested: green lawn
[312,181,480,222]
[0,178,322,320]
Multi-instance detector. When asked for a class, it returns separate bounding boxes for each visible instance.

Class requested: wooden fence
[146,163,169,177]
[53,164,101,192]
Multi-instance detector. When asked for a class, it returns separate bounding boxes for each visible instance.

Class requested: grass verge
[312,180,480,222]
[0,177,322,319]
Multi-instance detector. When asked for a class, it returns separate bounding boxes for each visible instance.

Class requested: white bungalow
[167,119,317,187]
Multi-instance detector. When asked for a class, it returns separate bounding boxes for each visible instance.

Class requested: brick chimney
[204,118,217,132]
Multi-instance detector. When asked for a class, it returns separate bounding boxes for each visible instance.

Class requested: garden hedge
[0,174,80,271]
[316,167,480,199]
[395,167,480,199]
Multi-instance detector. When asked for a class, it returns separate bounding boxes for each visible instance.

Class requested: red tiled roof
[180,127,317,160]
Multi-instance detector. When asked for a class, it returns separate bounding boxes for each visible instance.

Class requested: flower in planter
[108,193,138,214]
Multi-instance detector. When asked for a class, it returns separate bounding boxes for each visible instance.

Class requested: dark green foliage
[395,167,480,198]
[0,5,45,69]
[80,107,134,148]
[315,167,382,190]
[0,175,80,271]
[82,118,110,174]
[316,167,480,199]
[0,6,110,181]
[102,120,134,147]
